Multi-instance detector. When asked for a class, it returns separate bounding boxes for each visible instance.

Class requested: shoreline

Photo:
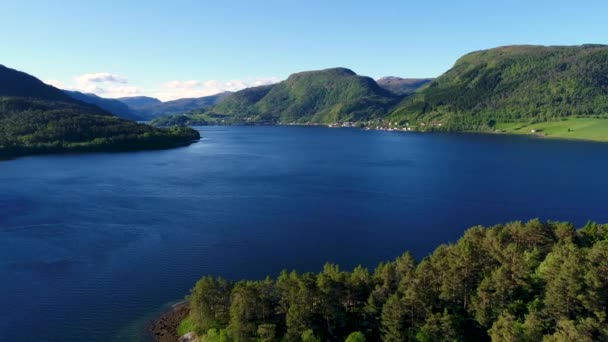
[149,301,190,342]
[200,122,608,143]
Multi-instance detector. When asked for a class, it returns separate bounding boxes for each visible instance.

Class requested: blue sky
[2,0,607,100]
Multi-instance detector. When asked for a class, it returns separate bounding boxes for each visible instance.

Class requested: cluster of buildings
[328,120,417,132]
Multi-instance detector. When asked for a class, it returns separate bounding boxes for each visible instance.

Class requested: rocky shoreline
[149,301,189,342]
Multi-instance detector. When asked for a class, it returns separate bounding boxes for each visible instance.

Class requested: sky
[1,0,607,101]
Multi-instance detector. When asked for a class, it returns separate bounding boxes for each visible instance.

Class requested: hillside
[64,90,143,121]
[0,64,77,101]
[0,65,200,159]
[118,96,162,109]
[208,68,401,123]
[389,44,608,131]
[135,92,231,120]
[181,219,608,341]
[377,76,432,95]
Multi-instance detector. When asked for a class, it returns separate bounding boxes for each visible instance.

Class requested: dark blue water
[1,126,608,341]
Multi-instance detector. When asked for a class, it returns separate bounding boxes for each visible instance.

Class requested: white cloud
[45,72,281,101]
[102,86,144,98]
[45,72,144,98]
[154,77,281,101]
[165,80,200,89]
[45,79,66,89]
[76,72,128,84]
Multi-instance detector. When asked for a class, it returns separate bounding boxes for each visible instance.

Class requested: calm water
[1,126,608,341]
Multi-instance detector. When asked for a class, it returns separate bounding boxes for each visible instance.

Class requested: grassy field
[177,316,195,336]
[494,118,608,142]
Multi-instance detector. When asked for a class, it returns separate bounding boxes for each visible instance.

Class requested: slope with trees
[0,65,200,159]
[389,45,608,132]
[118,93,232,120]
[64,90,143,121]
[127,92,232,120]
[117,96,162,109]
[376,77,432,95]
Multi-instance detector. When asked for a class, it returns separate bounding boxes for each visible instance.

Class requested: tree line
[0,97,200,159]
[184,219,608,341]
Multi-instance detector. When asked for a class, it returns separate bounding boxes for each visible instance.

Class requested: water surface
[1,126,607,341]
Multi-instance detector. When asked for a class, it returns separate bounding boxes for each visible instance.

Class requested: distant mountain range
[117,96,162,109]
[0,64,199,159]
[61,72,433,124]
[64,90,143,121]
[119,92,232,120]
[151,69,426,126]
[376,77,432,95]
[62,92,231,121]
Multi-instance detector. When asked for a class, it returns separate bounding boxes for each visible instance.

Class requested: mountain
[0,64,78,102]
[376,76,432,95]
[117,96,162,109]
[208,67,401,123]
[135,92,232,120]
[64,90,143,121]
[0,65,199,159]
[389,44,608,131]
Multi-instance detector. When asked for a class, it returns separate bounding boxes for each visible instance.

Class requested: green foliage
[202,328,230,342]
[151,112,233,127]
[380,294,407,341]
[190,276,231,333]
[177,316,196,336]
[390,45,608,131]
[256,323,276,342]
[186,220,608,341]
[344,331,366,342]
[416,311,461,342]
[300,329,321,342]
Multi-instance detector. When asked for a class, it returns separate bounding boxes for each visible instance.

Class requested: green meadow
[494,117,608,142]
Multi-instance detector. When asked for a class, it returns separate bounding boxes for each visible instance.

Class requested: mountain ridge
[376,76,433,95]
[208,67,401,123]
[118,96,162,109]
[389,44,608,131]
[64,90,143,121]
[133,92,232,120]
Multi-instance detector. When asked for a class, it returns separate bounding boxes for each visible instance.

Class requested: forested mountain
[118,96,162,109]
[376,77,432,95]
[64,90,143,121]
[389,44,608,130]
[183,219,608,341]
[0,65,200,159]
[208,68,401,123]
[134,92,232,120]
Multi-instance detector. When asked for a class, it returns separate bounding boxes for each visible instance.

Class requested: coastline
[149,301,190,342]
